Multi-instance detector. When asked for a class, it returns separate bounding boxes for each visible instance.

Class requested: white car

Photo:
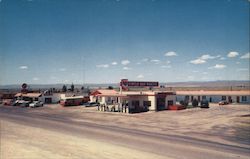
[29,101,44,108]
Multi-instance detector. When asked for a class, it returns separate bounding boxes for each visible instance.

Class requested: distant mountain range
[0,80,249,90]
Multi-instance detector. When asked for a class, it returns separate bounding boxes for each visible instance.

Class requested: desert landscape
[1,103,249,159]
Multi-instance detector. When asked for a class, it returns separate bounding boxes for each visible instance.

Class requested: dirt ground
[2,103,250,147]
[0,103,250,159]
[1,121,170,159]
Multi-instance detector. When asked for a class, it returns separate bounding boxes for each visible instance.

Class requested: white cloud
[96,64,109,68]
[151,59,160,64]
[32,77,39,81]
[214,64,226,69]
[59,68,66,71]
[209,64,226,69]
[190,59,206,64]
[227,51,239,58]
[136,62,141,65]
[200,54,218,60]
[192,70,199,73]
[111,61,118,65]
[19,66,28,69]
[137,74,144,79]
[240,53,250,59]
[189,54,219,64]
[121,60,130,65]
[165,51,177,57]
[142,58,149,62]
[123,67,131,70]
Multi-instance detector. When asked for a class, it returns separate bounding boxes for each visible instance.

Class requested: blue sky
[0,0,249,85]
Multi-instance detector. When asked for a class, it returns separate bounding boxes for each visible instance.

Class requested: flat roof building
[176,90,250,103]
[90,89,176,113]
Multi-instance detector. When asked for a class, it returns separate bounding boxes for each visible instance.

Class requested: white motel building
[176,90,250,104]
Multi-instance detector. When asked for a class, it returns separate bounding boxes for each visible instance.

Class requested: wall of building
[40,93,61,104]
[176,94,250,104]
[97,96,118,105]
[148,96,156,111]
[128,96,149,110]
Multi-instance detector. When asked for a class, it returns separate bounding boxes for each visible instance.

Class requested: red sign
[120,79,159,90]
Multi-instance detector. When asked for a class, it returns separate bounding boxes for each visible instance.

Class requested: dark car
[84,102,100,107]
[218,100,229,105]
[200,100,209,108]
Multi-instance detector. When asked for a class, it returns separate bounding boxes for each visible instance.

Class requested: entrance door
[237,96,240,103]
[157,97,166,111]
[228,96,232,103]
[131,100,140,113]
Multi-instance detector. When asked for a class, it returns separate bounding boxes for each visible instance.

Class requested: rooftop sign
[120,79,159,90]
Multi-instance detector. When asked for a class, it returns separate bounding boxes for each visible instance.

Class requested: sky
[0,0,249,85]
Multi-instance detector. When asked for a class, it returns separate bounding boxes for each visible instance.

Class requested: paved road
[0,107,249,159]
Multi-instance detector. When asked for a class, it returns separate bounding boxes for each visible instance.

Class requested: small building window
[168,100,173,106]
[222,96,226,100]
[242,96,247,102]
[202,96,206,100]
[132,100,139,106]
[143,101,151,107]
[107,97,111,102]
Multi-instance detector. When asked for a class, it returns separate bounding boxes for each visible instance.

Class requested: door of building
[228,96,232,103]
[157,97,166,111]
[131,100,140,113]
[237,96,240,103]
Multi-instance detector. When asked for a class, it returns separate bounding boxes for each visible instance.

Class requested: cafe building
[90,79,176,113]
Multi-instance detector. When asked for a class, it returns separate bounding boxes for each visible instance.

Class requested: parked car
[20,101,30,107]
[168,104,186,110]
[84,102,100,107]
[218,100,229,105]
[12,100,25,106]
[29,101,44,108]
[200,100,209,108]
